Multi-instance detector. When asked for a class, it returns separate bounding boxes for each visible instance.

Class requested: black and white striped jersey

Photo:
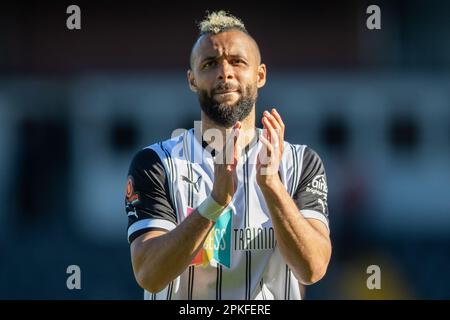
[125,128,329,300]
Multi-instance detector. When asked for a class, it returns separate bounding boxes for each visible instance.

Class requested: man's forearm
[133,210,214,292]
[259,178,331,285]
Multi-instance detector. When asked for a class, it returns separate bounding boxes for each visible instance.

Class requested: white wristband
[197,195,226,222]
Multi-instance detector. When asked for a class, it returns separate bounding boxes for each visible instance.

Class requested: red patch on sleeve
[125,176,140,204]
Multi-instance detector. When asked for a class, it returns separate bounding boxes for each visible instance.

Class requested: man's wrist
[258,175,283,194]
[197,194,226,222]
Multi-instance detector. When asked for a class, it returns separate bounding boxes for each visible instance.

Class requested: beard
[198,83,257,128]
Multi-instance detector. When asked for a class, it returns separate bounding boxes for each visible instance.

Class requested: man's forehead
[193,30,256,60]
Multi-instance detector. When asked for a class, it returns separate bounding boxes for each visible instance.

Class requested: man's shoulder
[282,140,308,158]
[130,130,188,168]
[147,130,187,153]
[129,147,160,168]
[283,141,322,161]
[281,141,326,173]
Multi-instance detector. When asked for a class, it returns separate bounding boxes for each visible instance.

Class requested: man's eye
[204,61,216,68]
[232,59,244,65]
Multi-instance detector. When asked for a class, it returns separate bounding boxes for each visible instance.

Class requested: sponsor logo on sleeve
[306,174,328,200]
[125,176,139,218]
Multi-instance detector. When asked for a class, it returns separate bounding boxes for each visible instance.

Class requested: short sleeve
[125,148,177,243]
[293,147,329,229]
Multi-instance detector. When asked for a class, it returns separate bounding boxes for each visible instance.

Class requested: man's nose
[216,61,234,81]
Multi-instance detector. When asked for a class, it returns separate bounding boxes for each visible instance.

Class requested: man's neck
[200,108,256,151]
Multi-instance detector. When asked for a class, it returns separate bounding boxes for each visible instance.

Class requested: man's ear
[187,70,197,93]
[256,64,267,89]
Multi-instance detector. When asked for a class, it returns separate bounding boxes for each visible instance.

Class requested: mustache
[211,83,241,95]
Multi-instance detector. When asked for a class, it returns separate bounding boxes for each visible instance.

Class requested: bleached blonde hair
[198,11,247,35]
[190,11,261,67]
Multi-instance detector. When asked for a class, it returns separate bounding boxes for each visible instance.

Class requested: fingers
[258,134,278,175]
[233,122,242,167]
[222,122,241,168]
[262,116,279,148]
[256,133,271,168]
[271,108,285,141]
[232,122,242,167]
[259,134,273,156]
[263,110,281,135]
[233,121,242,141]
[270,109,285,131]
[262,108,284,154]
[263,109,285,141]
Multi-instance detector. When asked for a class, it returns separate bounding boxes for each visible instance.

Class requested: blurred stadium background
[0,0,449,299]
